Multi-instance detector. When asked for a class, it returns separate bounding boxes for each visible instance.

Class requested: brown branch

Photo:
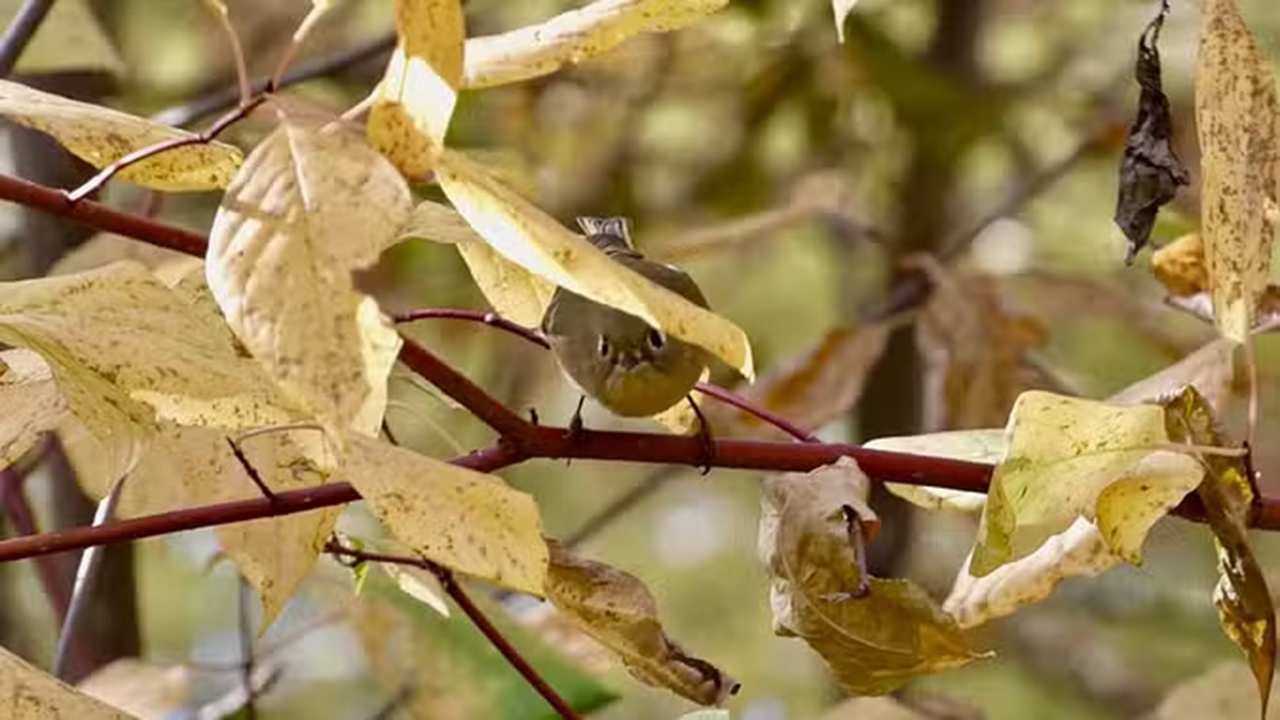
[324,541,582,720]
[65,95,269,203]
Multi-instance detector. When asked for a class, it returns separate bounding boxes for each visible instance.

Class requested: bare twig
[325,539,582,720]
[151,31,395,129]
[238,577,258,720]
[52,476,126,679]
[0,0,54,77]
[65,95,268,203]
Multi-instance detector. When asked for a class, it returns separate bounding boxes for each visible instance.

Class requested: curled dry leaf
[437,149,753,379]
[342,435,547,594]
[948,518,1120,628]
[1114,1,1189,263]
[1165,387,1276,715]
[760,457,985,694]
[463,0,729,89]
[77,658,191,719]
[1196,0,1279,342]
[970,391,1203,576]
[208,117,412,434]
[0,79,241,191]
[368,0,465,179]
[0,645,132,719]
[545,542,738,706]
[1152,233,1209,297]
[864,429,1005,513]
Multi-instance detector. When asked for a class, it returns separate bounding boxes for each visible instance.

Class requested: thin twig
[203,0,251,105]
[0,0,55,77]
[324,540,581,720]
[151,31,395,128]
[239,577,258,720]
[52,476,126,679]
[65,95,268,203]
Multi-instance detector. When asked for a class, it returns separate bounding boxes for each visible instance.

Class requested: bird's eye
[597,335,611,358]
[646,328,666,351]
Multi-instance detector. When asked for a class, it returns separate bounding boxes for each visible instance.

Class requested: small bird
[541,216,713,443]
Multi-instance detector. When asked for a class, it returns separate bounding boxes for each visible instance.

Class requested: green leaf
[971,391,1202,576]
[1165,386,1275,717]
[865,429,1004,512]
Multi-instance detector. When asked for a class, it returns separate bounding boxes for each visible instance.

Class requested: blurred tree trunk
[856,1,987,575]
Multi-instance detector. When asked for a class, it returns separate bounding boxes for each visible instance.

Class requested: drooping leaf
[1114,1,1189,263]
[864,429,1004,513]
[342,435,548,595]
[354,574,617,718]
[0,80,241,191]
[1196,0,1279,341]
[970,391,1203,576]
[760,457,986,694]
[463,0,729,89]
[946,518,1121,628]
[0,645,133,718]
[0,349,68,465]
[1109,337,1239,415]
[368,0,465,179]
[437,149,753,379]
[398,200,486,245]
[1165,386,1275,715]
[3,0,125,75]
[380,560,450,617]
[831,0,861,44]
[77,659,191,719]
[207,117,412,433]
[545,542,738,706]
[139,424,339,630]
[456,241,558,328]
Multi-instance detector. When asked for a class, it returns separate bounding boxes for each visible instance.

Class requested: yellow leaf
[946,518,1120,628]
[0,79,241,192]
[1165,387,1276,715]
[463,0,729,89]
[1196,0,1279,341]
[0,645,133,718]
[970,391,1202,576]
[1109,337,1239,415]
[368,0,465,179]
[397,199,485,245]
[1152,233,1209,297]
[3,0,125,75]
[865,429,1004,513]
[342,435,548,594]
[0,349,67,466]
[546,542,738,706]
[760,458,986,694]
[208,118,411,433]
[437,149,753,379]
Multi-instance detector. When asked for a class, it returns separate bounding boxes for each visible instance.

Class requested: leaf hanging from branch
[1196,0,1279,342]
[1114,0,1189,263]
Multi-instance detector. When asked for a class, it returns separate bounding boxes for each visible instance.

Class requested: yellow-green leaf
[342,435,548,594]
[760,458,986,694]
[208,118,411,433]
[546,542,737,706]
[1165,386,1275,715]
[463,0,729,89]
[971,391,1202,576]
[0,645,133,718]
[437,149,753,379]
[1196,0,1279,342]
[0,79,241,191]
[865,429,1005,513]
[368,0,465,179]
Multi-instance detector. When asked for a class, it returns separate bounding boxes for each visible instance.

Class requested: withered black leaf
[1115,0,1190,264]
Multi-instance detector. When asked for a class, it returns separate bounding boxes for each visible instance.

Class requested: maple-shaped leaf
[760,457,987,694]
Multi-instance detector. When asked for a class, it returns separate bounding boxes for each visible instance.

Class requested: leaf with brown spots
[0,644,133,718]
[0,349,68,466]
[342,435,547,594]
[760,457,986,694]
[0,79,240,191]
[1165,387,1276,716]
[208,116,412,434]
[463,0,729,89]
[1196,0,1280,342]
[545,541,738,706]
[368,0,465,179]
